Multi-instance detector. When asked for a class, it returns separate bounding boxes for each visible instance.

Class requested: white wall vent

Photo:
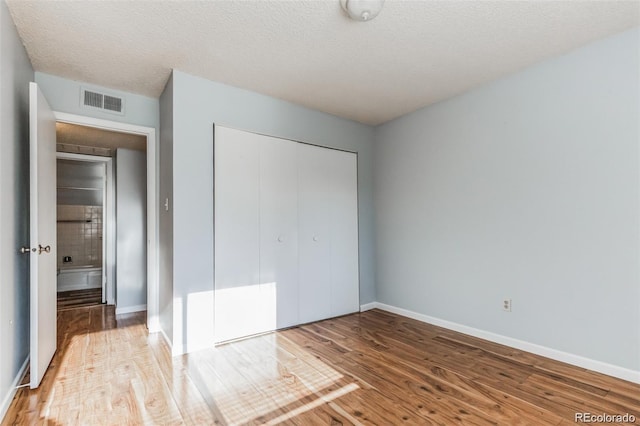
[80,88,125,115]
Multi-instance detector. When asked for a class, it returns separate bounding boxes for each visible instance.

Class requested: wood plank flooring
[57,288,103,310]
[3,307,639,425]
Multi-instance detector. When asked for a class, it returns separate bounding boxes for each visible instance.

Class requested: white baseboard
[171,340,216,357]
[158,328,173,351]
[367,302,640,384]
[147,315,161,334]
[359,302,378,312]
[115,304,147,315]
[171,343,186,357]
[0,357,29,422]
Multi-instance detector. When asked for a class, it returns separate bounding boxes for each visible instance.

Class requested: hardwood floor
[3,308,639,425]
[57,288,103,310]
[3,306,213,425]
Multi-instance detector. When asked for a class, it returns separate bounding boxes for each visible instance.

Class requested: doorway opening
[53,114,158,330]
[55,123,147,312]
[56,156,108,310]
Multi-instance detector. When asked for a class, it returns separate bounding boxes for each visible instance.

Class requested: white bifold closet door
[214,126,358,343]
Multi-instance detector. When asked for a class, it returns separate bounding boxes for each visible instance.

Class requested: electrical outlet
[502,298,512,312]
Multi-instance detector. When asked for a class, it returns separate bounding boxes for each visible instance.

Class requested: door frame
[56,152,114,304]
[54,112,159,332]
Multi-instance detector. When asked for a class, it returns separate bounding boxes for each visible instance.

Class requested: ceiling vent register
[81,88,125,115]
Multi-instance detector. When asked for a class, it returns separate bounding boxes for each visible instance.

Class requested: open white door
[29,82,57,389]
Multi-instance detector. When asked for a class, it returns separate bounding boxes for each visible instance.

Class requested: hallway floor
[57,288,103,310]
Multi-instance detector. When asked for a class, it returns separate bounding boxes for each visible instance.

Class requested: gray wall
[0,0,33,418]
[374,27,640,371]
[170,70,375,353]
[159,74,174,342]
[116,149,147,310]
[35,72,159,130]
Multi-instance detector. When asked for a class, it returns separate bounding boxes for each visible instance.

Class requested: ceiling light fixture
[340,0,385,22]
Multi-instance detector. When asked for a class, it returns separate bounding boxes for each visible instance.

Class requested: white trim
[0,357,29,422]
[53,112,159,333]
[145,128,159,333]
[55,112,151,136]
[158,328,173,352]
[56,152,110,162]
[359,302,378,312]
[370,302,640,384]
[101,163,107,304]
[115,304,147,315]
[171,340,216,357]
[171,344,185,357]
[105,160,116,305]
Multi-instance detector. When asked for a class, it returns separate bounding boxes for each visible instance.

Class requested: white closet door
[328,151,359,316]
[259,136,299,329]
[298,144,334,323]
[214,126,263,343]
[215,126,359,340]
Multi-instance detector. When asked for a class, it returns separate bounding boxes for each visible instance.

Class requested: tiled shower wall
[57,205,103,268]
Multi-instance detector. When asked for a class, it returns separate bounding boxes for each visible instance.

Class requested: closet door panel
[298,144,333,324]
[260,137,299,329]
[328,151,360,316]
[214,127,262,343]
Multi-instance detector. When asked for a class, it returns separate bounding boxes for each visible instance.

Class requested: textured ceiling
[57,123,147,156]
[7,1,640,125]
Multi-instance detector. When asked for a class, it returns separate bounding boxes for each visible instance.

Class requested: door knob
[20,247,33,254]
[277,236,285,243]
[38,245,51,254]
[313,236,319,242]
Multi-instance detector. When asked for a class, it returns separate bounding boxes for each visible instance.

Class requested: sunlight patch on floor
[187,331,348,425]
[265,382,360,425]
